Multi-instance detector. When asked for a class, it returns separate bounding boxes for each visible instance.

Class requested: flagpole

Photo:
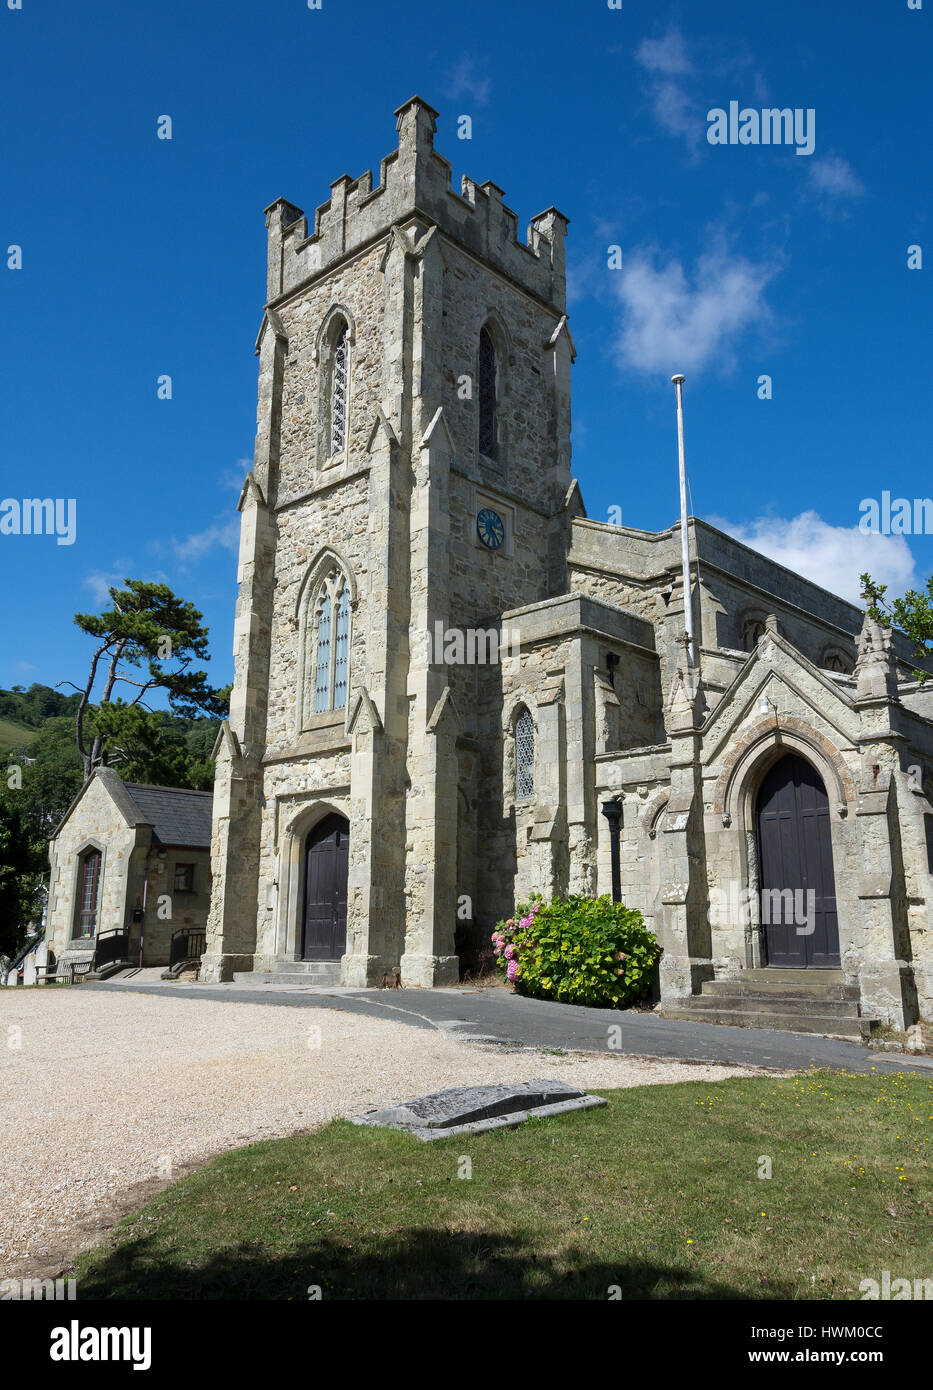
[671,373,695,669]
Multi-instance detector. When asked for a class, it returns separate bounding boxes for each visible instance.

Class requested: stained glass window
[334,585,350,709]
[515,708,535,799]
[314,593,332,713]
[331,325,348,455]
[76,849,101,937]
[309,571,351,717]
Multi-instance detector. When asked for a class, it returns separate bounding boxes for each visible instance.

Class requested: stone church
[202,97,933,1035]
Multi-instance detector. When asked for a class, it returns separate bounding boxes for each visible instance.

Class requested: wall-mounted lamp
[759,695,779,717]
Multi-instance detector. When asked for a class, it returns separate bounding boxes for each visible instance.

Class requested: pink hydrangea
[504,943,517,960]
[506,959,520,982]
[519,913,534,929]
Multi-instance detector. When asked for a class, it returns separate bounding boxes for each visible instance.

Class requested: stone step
[233,961,342,987]
[703,979,860,1002]
[687,993,862,1017]
[263,960,341,976]
[743,968,844,984]
[660,1004,876,1039]
[277,963,341,976]
[253,973,341,986]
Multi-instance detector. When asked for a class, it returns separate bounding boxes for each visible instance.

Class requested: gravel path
[1,988,776,1277]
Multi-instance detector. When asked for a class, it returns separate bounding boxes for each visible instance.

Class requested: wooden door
[756,754,840,968]
[301,814,349,961]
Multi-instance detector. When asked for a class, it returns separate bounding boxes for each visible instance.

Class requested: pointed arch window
[515,708,535,800]
[823,648,853,675]
[330,323,349,456]
[333,584,350,708]
[743,617,766,651]
[478,326,498,460]
[309,569,351,716]
[74,848,102,939]
[314,592,332,712]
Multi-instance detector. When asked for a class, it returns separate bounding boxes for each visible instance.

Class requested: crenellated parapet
[264,96,569,309]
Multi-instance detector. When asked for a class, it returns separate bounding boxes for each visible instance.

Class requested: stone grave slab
[350,1079,606,1141]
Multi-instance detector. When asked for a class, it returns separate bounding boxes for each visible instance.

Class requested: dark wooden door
[756,754,840,968]
[301,814,349,961]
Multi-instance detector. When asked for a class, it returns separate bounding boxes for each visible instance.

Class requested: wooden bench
[44,955,95,984]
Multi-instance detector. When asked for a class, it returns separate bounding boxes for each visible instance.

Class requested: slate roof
[49,767,215,845]
[122,782,214,847]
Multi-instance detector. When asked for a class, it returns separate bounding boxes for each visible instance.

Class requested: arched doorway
[756,753,840,969]
[301,814,349,960]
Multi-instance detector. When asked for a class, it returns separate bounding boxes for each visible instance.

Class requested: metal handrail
[93,928,129,972]
[169,927,205,968]
[7,929,44,973]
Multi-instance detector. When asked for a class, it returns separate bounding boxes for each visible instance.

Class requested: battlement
[264,96,569,310]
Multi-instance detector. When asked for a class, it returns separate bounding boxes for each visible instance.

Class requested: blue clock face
[477,507,505,551]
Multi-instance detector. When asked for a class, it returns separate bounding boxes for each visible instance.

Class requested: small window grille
[515,709,535,799]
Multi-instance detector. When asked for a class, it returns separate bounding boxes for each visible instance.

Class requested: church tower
[202,98,576,985]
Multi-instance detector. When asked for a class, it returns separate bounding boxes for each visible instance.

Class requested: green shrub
[491,894,662,1009]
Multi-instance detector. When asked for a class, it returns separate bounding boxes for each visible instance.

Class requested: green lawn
[73,1069,932,1300]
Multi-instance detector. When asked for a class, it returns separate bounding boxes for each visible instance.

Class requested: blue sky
[1,0,930,699]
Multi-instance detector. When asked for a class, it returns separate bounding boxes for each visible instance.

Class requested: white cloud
[613,246,777,375]
[636,30,692,75]
[446,57,491,108]
[219,459,252,492]
[172,518,239,564]
[635,29,702,149]
[83,570,126,607]
[708,510,917,607]
[807,155,866,201]
[648,79,700,145]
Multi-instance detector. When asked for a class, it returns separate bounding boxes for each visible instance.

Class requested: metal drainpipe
[139,846,155,969]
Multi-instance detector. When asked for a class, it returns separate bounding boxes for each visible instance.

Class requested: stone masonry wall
[46,779,141,959]
[138,848,212,966]
[273,242,387,508]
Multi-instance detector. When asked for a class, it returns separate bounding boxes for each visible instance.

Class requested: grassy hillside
[0,683,81,754]
[0,684,221,792]
[0,716,36,753]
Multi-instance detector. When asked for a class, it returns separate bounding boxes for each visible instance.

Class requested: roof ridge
[123,782,213,796]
